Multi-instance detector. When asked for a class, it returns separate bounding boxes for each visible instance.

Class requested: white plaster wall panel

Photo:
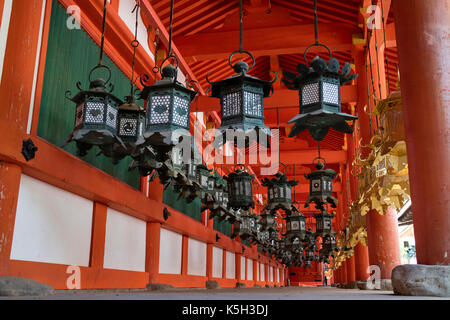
[159,228,182,274]
[187,238,207,276]
[247,259,253,281]
[10,175,93,266]
[270,266,274,282]
[226,251,235,279]
[118,0,153,61]
[260,263,265,281]
[212,246,223,278]
[276,268,280,282]
[103,208,146,272]
[240,256,246,280]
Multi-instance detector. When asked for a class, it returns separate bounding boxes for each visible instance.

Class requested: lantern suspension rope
[239,0,243,52]
[365,47,373,137]
[130,2,140,97]
[380,0,391,94]
[367,42,379,131]
[168,0,175,56]
[98,0,108,67]
[313,0,319,45]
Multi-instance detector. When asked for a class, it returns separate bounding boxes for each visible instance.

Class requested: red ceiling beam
[175,23,358,61]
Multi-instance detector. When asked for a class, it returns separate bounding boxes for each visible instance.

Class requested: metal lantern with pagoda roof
[283,210,307,241]
[139,63,197,148]
[259,210,277,232]
[321,231,338,255]
[99,4,145,165]
[224,167,255,211]
[206,0,275,149]
[62,0,123,157]
[314,208,335,237]
[282,0,358,142]
[262,171,298,213]
[138,0,197,150]
[304,155,338,210]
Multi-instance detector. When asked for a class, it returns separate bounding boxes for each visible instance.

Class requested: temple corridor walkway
[1,286,448,300]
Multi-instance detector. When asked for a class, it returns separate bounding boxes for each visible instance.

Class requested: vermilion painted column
[341,261,348,284]
[354,242,370,281]
[146,222,161,284]
[0,162,22,275]
[393,0,450,265]
[366,207,401,279]
[346,255,356,284]
[235,253,242,283]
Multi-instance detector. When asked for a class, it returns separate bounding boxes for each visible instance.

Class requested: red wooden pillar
[346,255,356,284]
[0,162,22,275]
[341,260,348,284]
[366,207,401,279]
[89,203,108,269]
[235,252,242,283]
[146,222,161,284]
[393,0,450,265]
[354,242,370,281]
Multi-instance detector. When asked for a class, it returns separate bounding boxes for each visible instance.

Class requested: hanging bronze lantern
[206,0,275,149]
[262,171,298,214]
[223,167,255,211]
[139,63,197,148]
[282,0,357,142]
[283,210,307,241]
[304,157,338,210]
[259,210,277,232]
[314,208,335,238]
[62,1,123,157]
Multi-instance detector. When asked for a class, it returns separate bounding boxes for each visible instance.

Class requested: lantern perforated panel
[286,187,292,200]
[119,118,138,137]
[106,105,117,128]
[222,91,242,118]
[243,91,262,117]
[312,179,321,192]
[149,95,170,124]
[322,82,339,105]
[85,102,105,124]
[75,103,84,127]
[302,82,320,106]
[172,95,189,127]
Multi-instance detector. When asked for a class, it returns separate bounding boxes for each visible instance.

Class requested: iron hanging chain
[239,0,243,52]
[98,0,108,66]
[367,40,379,131]
[314,0,319,45]
[130,2,140,96]
[168,0,175,56]
[365,47,373,137]
[380,0,391,94]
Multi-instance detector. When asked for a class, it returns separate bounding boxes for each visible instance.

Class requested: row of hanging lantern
[61,0,356,270]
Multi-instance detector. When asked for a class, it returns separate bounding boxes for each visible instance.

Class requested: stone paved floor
[1,286,448,300]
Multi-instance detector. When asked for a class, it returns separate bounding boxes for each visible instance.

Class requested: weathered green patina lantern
[63,75,123,156]
[314,208,335,237]
[63,0,124,157]
[259,211,277,232]
[223,167,255,211]
[139,64,197,147]
[207,57,275,148]
[320,231,337,255]
[99,94,145,164]
[282,0,358,142]
[206,0,275,149]
[262,172,298,213]
[304,158,338,210]
[284,211,307,241]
